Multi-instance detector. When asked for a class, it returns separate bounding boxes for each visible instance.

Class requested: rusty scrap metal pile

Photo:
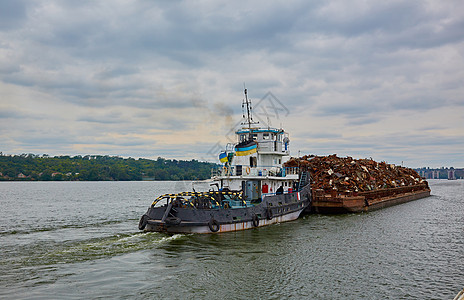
[284,154,426,193]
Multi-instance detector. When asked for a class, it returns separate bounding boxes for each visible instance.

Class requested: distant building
[17,173,27,178]
[448,169,456,180]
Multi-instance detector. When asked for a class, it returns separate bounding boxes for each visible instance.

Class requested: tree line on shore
[0,154,217,181]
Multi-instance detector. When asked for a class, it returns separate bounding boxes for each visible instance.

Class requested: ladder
[298,171,308,191]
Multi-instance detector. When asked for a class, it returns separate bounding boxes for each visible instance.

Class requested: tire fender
[138,214,148,230]
[266,207,273,220]
[208,218,220,232]
[252,214,259,227]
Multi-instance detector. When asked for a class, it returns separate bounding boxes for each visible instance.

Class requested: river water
[0,180,462,299]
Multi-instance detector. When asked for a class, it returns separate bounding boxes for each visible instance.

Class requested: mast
[244,88,252,140]
[242,87,258,141]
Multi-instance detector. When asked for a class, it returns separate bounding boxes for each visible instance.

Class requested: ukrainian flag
[235,142,257,156]
[219,152,228,163]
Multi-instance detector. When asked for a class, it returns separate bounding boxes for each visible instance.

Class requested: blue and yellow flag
[235,142,257,156]
[219,152,228,163]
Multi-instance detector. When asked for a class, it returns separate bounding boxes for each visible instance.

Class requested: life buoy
[138,214,148,230]
[223,202,230,209]
[165,216,181,225]
[208,218,220,232]
[252,214,259,227]
[245,166,251,175]
[266,207,273,220]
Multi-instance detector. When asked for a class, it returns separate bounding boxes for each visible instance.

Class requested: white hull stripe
[148,208,304,234]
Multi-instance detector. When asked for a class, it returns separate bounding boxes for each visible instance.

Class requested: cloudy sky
[1,0,463,168]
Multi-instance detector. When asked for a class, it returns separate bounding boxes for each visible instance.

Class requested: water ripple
[0,180,463,299]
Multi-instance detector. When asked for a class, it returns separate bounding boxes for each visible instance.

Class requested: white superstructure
[212,89,299,201]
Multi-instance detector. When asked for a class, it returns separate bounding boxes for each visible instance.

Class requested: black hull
[140,184,311,234]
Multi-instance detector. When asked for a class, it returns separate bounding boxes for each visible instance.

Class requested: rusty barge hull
[311,185,431,214]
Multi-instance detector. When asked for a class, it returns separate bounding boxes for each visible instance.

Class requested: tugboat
[138,89,311,233]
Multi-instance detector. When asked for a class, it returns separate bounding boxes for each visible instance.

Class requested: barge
[285,154,431,214]
[311,184,430,213]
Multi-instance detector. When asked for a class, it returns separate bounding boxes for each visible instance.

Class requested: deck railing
[212,166,299,178]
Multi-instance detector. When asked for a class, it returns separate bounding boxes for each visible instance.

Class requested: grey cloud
[346,116,380,126]
[305,1,464,50]
[305,132,343,139]
[77,116,121,124]
[0,108,26,119]
[314,99,383,123]
[0,108,50,121]
[94,66,140,80]
[0,0,29,30]
[0,0,463,166]
[297,130,464,167]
